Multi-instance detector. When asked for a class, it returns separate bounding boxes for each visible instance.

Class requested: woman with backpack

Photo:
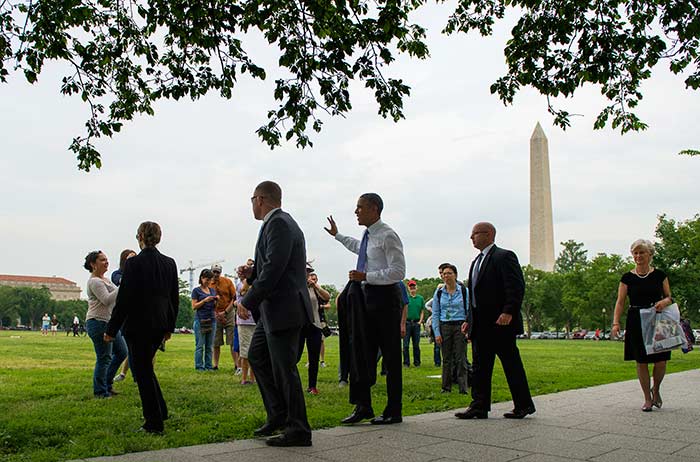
[431,263,469,394]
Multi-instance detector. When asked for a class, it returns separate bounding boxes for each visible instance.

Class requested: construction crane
[180,259,225,290]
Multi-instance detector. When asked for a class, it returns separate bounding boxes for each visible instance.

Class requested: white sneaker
[234,368,242,375]
[113,373,126,382]
[320,361,327,368]
[338,380,348,388]
[305,362,309,368]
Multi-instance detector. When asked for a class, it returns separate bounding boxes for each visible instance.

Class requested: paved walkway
[76,369,700,462]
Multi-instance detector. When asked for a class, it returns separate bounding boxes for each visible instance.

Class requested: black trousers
[126,334,167,431]
[249,322,311,438]
[341,282,402,417]
[469,328,533,412]
[298,324,323,389]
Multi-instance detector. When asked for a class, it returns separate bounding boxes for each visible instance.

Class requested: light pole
[602,308,607,340]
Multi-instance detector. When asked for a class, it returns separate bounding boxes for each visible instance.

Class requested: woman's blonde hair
[630,239,655,256]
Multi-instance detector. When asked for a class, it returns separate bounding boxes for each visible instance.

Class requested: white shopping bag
[640,303,685,355]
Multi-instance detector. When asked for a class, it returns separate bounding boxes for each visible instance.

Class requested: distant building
[0,274,81,300]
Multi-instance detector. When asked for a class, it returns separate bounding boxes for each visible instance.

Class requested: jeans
[403,320,422,366]
[86,319,128,397]
[194,318,216,370]
[433,342,442,366]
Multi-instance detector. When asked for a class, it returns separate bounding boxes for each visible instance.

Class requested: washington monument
[530,122,555,271]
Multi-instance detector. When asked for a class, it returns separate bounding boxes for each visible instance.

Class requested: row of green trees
[0,286,87,329]
[3,215,697,332]
[0,279,199,330]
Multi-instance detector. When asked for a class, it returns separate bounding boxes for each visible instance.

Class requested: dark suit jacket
[468,245,525,336]
[241,209,313,333]
[106,247,179,339]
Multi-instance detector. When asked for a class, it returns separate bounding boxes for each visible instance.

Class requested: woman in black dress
[612,239,673,412]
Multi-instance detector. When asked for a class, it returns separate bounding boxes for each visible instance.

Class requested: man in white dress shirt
[325,193,406,425]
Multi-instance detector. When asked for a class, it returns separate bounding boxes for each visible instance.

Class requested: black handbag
[320,322,332,338]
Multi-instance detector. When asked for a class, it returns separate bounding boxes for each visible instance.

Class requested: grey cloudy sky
[1,7,698,295]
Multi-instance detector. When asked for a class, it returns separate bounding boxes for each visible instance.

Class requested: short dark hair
[438,262,451,271]
[441,264,458,277]
[119,249,136,271]
[255,181,282,206]
[360,193,383,215]
[137,221,161,247]
[199,269,214,285]
[83,251,102,272]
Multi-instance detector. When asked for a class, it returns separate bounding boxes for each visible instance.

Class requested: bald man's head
[471,222,496,250]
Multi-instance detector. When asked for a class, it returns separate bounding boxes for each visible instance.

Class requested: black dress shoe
[253,420,285,437]
[370,415,403,425]
[265,433,312,447]
[455,407,488,419]
[503,405,536,419]
[341,406,375,424]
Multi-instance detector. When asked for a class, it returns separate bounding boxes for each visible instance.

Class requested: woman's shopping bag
[639,303,685,355]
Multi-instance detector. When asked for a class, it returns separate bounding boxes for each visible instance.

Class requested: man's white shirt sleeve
[335,233,360,255]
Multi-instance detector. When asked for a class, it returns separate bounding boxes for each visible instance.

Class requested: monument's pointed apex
[531,122,546,140]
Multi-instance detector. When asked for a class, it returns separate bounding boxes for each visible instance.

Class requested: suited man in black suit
[236,181,314,447]
[455,222,535,420]
[105,221,179,433]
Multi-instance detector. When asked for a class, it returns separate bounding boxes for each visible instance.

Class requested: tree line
[3,215,697,332]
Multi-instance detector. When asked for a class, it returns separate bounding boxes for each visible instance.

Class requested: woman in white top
[84,250,128,398]
[298,269,330,395]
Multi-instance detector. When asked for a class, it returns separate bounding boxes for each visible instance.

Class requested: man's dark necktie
[471,252,484,306]
[356,229,369,272]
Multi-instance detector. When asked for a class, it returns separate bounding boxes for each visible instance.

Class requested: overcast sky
[1,7,698,296]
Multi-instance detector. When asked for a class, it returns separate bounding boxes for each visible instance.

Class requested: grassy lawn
[1,331,698,462]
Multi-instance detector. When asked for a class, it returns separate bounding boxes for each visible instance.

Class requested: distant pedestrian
[41,313,50,336]
[84,250,128,398]
[50,315,59,336]
[403,280,425,367]
[72,315,80,336]
[192,269,218,371]
[612,239,674,412]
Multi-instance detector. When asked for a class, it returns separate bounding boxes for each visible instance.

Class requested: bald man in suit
[237,181,314,447]
[455,222,535,420]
